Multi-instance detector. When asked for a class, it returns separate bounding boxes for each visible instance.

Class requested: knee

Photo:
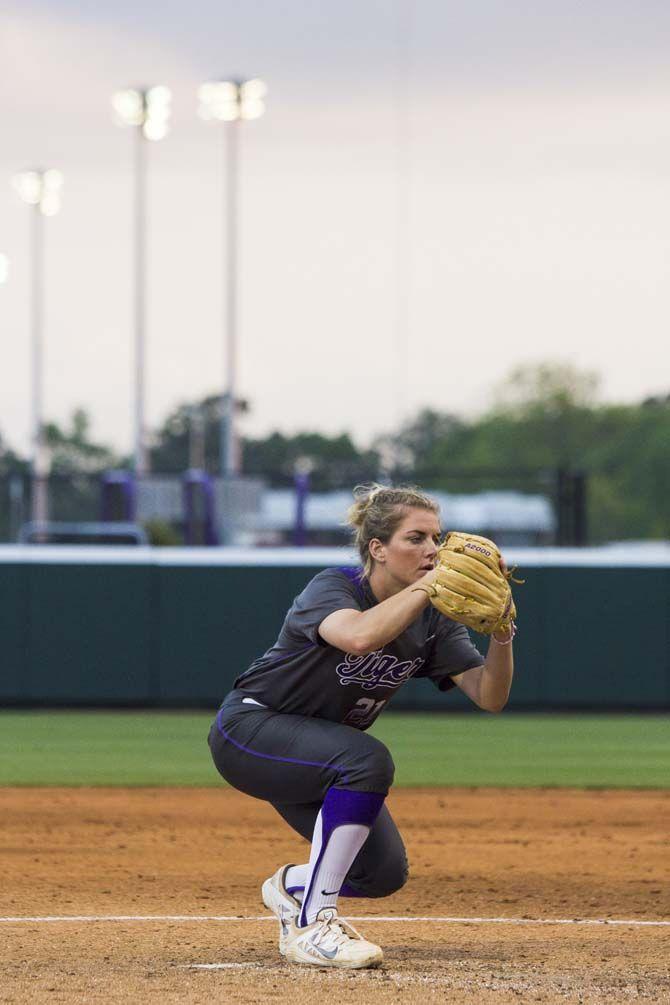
[353,851,409,898]
[370,855,409,898]
[345,739,395,793]
[368,743,395,792]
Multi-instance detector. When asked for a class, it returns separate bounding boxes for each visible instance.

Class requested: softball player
[208,484,515,969]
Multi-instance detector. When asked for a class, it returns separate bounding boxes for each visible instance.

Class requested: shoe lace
[314,912,360,949]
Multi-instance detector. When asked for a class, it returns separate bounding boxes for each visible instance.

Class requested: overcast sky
[2,0,669,457]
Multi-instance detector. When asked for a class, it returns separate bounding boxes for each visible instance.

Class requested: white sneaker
[261,864,301,956]
[284,907,383,969]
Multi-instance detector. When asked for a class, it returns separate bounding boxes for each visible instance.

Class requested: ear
[368,538,386,563]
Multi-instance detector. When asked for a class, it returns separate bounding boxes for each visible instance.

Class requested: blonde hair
[346,483,440,578]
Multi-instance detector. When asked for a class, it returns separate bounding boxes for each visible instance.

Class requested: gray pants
[208,689,408,898]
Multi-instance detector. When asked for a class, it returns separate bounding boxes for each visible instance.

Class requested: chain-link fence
[0,472,265,545]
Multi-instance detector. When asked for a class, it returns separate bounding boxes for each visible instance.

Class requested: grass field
[0,710,668,787]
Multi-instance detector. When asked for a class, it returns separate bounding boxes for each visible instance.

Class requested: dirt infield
[1,787,669,1004]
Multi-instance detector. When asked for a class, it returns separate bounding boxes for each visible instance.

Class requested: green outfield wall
[1,545,668,709]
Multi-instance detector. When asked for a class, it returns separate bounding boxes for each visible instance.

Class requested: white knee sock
[299,811,370,926]
[285,863,308,900]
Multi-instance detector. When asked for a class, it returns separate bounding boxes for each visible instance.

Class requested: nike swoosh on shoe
[308,936,338,960]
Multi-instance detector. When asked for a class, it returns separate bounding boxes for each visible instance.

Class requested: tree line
[1,363,668,543]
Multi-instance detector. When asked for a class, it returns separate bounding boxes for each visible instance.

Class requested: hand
[492,623,516,645]
[412,568,438,602]
[418,532,519,636]
[495,553,513,644]
[417,567,438,590]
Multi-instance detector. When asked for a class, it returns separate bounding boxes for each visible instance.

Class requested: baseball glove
[415,531,519,635]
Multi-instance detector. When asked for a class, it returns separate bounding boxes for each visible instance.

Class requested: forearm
[479,630,514,712]
[351,583,431,653]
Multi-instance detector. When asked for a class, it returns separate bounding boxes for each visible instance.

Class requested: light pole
[197,78,267,479]
[111,85,171,478]
[12,169,63,524]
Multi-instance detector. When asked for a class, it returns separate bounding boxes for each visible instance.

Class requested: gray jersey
[233,567,484,730]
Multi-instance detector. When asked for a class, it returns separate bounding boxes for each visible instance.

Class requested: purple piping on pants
[215,708,350,781]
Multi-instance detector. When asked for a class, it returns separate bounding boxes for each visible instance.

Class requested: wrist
[411,569,436,598]
[492,622,516,645]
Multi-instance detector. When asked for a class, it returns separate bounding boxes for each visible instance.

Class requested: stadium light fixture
[12,168,64,524]
[111,86,172,478]
[197,78,267,489]
[197,78,267,123]
[13,169,64,216]
[112,86,172,140]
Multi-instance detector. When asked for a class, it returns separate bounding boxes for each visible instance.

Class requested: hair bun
[348,483,384,527]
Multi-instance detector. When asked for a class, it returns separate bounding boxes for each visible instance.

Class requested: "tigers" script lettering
[335,650,424,691]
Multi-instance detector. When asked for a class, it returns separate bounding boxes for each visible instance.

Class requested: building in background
[247,489,554,548]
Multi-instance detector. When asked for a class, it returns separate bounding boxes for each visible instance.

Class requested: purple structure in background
[293,470,310,547]
[183,469,219,546]
[101,470,136,522]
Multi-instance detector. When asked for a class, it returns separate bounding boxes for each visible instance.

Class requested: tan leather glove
[415,531,519,635]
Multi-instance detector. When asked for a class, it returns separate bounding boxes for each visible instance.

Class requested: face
[369,507,441,589]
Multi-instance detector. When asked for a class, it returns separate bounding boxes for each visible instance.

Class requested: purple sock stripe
[286,882,366,899]
[322,787,386,832]
[299,837,328,927]
[299,786,386,927]
[339,883,368,898]
[215,709,350,782]
[285,884,367,900]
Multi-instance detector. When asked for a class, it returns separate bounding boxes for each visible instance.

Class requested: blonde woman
[208,484,514,969]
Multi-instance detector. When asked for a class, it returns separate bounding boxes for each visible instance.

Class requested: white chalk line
[0,914,668,927]
[181,963,259,970]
